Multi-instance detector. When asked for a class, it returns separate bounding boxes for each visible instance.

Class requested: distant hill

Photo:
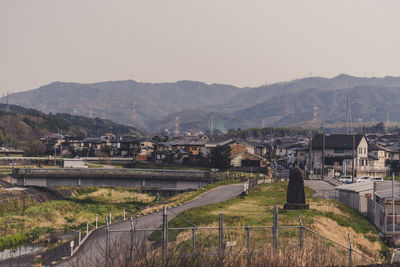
[8,75,400,132]
[234,86,400,126]
[9,80,244,130]
[227,74,400,109]
[0,104,140,154]
[149,109,255,133]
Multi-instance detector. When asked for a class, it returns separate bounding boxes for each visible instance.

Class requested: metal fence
[100,206,376,267]
[367,197,400,233]
[314,190,339,200]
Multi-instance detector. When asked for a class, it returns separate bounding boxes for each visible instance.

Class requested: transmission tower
[6,92,10,113]
[131,101,137,122]
[313,105,318,120]
[174,115,180,136]
[346,96,353,134]
[89,104,93,118]
[210,113,214,135]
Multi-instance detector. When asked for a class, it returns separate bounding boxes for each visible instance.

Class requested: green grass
[150,182,381,256]
[0,186,155,251]
[0,177,243,251]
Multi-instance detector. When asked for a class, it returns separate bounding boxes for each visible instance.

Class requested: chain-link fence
[313,190,338,200]
[99,206,377,267]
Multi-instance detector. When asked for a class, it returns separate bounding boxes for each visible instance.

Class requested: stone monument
[284,167,310,210]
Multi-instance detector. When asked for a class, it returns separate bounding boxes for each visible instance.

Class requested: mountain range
[7,74,400,132]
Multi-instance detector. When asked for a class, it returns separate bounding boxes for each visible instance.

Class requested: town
[2,1,400,266]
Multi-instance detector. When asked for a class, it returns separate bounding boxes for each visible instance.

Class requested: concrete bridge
[12,168,214,191]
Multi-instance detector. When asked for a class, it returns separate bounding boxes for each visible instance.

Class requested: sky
[1,0,400,93]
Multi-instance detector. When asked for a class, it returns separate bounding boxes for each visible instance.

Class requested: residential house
[367,144,390,177]
[311,134,368,177]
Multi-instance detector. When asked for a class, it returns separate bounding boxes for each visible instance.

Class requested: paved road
[304,180,335,192]
[57,182,244,267]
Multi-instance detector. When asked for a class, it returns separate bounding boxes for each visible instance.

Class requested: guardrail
[13,168,212,180]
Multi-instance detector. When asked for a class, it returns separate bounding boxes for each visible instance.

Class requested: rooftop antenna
[346,96,354,134]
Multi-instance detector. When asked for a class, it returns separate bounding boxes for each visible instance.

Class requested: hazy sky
[1,0,400,93]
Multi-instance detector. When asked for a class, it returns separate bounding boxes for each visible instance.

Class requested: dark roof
[238,140,266,148]
[312,134,365,149]
[368,143,386,151]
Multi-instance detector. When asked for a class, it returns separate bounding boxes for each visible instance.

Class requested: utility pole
[322,132,325,180]
[309,131,313,180]
[352,134,355,182]
[392,173,395,233]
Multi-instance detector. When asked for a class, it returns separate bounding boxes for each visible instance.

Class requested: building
[336,182,374,214]
[311,134,368,178]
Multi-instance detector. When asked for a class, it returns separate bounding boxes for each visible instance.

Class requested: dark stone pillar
[284,167,310,210]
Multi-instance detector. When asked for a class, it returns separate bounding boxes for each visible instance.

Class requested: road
[56,182,244,267]
[304,180,335,192]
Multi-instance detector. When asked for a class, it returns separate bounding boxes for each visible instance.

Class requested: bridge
[12,168,214,191]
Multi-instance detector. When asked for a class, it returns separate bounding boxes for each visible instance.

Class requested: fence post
[124,209,126,221]
[246,224,251,264]
[70,240,74,257]
[96,215,98,229]
[348,233,353,267]
[384,209,388,233]
[130,216,133,264]
[192,227,196,251]
[273,206,279,252]
[105,216,110,266]
[78,230,81,245]
[219,213,224,254]
[86,223,89,236]
[298,214,303,249]
[162,206,168,265]
[110,212,112,224]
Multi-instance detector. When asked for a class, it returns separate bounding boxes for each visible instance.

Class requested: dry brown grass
[311,216,381,259]
[88,232,373,267]
[77,189,155,204]
[308,199,347,217]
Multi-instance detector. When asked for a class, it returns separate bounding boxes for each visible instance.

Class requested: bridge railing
[13,168,211,178]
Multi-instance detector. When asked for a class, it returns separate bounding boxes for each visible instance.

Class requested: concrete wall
[339,190,371,214]
[17,176,208,190]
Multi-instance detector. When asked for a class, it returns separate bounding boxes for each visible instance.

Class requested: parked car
[339,175,352,184]
[356,176,372,183]
[370,177,383,182]
[277,164,283,171]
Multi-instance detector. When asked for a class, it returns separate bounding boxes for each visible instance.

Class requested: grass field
[0,186,157,250]
[0,178,243,251]
[151,182,388,263]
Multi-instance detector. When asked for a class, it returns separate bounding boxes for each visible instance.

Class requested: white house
[311,134,368,177]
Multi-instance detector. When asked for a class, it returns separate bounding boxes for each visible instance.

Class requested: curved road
[57,182,244,267]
